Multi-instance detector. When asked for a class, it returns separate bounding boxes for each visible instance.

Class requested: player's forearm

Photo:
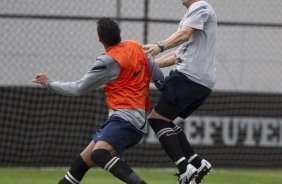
[160,27,195,52]
[156,51,176,68]
[46,72,106,96]
[162,30,189,50]
[47,80,93,96]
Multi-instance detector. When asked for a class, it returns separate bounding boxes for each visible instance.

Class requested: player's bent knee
[91,149,110,164]
[149,109,171,121]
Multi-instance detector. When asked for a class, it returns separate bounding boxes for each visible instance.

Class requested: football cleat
[194,159,212,184]
[179,164,197,184]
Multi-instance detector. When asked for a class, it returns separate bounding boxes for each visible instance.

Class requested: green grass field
[0,167,282,184]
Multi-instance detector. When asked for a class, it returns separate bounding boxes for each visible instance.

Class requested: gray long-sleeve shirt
[46,53,164,133]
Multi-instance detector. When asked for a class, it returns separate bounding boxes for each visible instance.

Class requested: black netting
[1,87,282,168]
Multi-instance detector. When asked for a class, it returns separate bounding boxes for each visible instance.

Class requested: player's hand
[32,73,49,86]
[142,44,161,58]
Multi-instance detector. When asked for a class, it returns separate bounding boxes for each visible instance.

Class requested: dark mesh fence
[1,87,282,168]
[1,0,282,168]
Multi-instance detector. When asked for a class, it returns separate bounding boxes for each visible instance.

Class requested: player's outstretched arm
[32,57,120,96]
[142,26,195,57]
[161,26,195,50]
[32,72,97,96]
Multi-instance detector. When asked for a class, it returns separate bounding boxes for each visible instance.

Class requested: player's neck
[186,0,201,8]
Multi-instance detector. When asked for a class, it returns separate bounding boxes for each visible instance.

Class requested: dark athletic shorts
[154,70,212,120]
[93,116,144,155]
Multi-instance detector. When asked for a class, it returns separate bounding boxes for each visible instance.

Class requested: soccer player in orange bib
[33,17,163,184]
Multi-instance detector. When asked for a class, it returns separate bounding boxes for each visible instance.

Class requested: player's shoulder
[124,40,143,49]
[189,0,213,12]
[187,0,215,16]
[97,54,116,64]
[124,40,141,45]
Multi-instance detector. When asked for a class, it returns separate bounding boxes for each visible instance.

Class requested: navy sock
[91,149,146,184]
[149,118,188,174]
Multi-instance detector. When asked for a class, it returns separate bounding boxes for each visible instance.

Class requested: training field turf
[0,168,281,184]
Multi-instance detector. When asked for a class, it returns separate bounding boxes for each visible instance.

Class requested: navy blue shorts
[154,70,212,120]
[93,116,144,155]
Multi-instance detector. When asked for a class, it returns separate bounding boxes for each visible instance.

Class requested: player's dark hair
[97,17,121,47]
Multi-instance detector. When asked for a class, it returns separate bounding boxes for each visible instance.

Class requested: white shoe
[195,159,212,184]
[179,164,197,184]
[189,179,196,184]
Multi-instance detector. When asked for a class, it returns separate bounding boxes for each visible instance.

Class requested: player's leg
[168,121,201,167]
[160,71,212,184]
[150,70,210,183]
[91,141,146,184]
[91,117,147,184]
[176,94,212,184]
[58,141,95,184]
[150,73,199,182]
[169,121,211,184]
[149,107,197,184]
